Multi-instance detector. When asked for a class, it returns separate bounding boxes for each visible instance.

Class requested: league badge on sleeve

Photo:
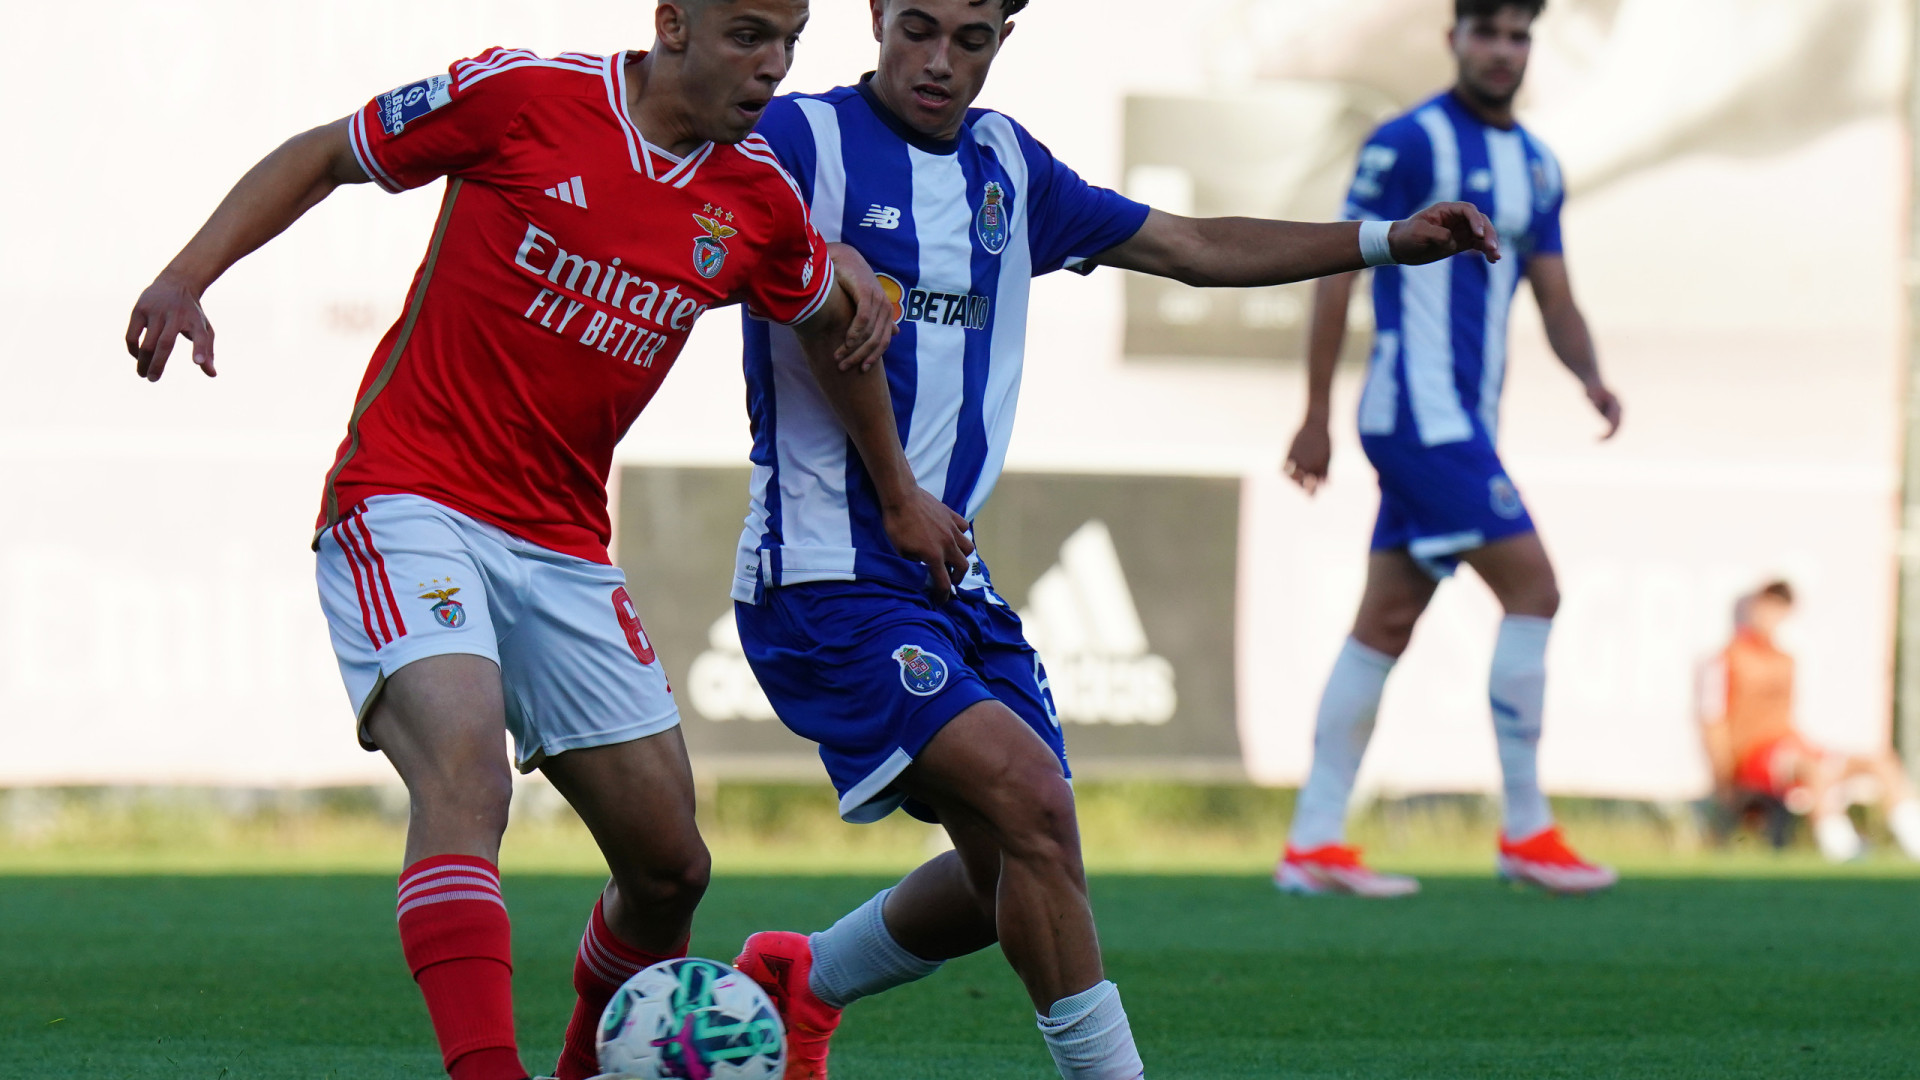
[976,182,1009,255]
[692,213,738,279]
[377,74,453,136]
[892,645,950,697]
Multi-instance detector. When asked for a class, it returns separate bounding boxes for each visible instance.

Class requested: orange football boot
[735,931,842,1080]
[1497,826,1618,895]
[1276,843,1421,897]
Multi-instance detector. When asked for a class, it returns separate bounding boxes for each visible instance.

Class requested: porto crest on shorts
[418,584,467,629]
[1489,476,1526,520]
[692,213,738,280]
[976,181,1009,255]
[891,644,949,697]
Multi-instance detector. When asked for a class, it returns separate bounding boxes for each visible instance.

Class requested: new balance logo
[860,204,902,230]
[688,612,778,722]
[543,176,589,208]
[1018,521,1177,726]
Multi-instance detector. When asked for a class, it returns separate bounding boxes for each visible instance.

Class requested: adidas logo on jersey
[860,204,902,230]
[687,612,778,722]
[1019,521,1177,726]
[543,176,589,208]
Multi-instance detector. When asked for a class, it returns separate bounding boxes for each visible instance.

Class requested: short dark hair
[997,0,1029,14]
[1757,580,1796,605]
[1456,0,1545,20]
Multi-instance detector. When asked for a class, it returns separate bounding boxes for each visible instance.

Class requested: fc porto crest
[692,212,737,279]
[976,181,1009,255]
[1489,476,1526,520]
[892,644,950,697]
[418,582,467,629]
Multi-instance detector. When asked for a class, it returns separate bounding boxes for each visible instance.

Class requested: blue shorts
[1362,430,1536,579]
[736,579,1068,824]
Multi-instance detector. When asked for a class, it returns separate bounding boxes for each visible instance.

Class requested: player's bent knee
[990,771,1081,867]
[613,841,711,916]
[409,771,513,843]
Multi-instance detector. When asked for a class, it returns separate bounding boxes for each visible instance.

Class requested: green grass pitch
[5,872,1918,1078]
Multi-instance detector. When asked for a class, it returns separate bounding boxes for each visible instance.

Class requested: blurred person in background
[1700,581,1920,863]
[1279,0,1623,898]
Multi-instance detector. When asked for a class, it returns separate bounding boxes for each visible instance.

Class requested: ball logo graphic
[597,958,785,1080]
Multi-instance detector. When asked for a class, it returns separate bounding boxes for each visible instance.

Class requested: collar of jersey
[857,74,963,157]
[606,51,716,186]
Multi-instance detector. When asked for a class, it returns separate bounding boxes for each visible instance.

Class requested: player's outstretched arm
[1528,254,1622,439]
[1093,203,1500,289]
[792,280,974,596]
[126,117,371,382]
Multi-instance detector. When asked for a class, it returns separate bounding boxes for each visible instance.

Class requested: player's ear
[870,0,886,43]
[1000,19,1015,46]
[657,1,693,53]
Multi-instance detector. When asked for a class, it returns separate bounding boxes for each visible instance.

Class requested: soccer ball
[597,957,786,1080]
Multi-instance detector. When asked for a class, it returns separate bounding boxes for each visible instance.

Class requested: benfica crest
[976,181,1009,255]
[418,584,467,629]
[692,213,738,279]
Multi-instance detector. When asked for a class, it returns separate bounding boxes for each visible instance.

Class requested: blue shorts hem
[835,680,998,823]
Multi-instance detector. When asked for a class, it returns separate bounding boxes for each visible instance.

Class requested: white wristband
[1358,219,1396,267]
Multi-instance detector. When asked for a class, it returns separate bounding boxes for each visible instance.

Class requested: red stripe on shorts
[333,520,385,648]
[351,512,409,638]
[339,520,395,646]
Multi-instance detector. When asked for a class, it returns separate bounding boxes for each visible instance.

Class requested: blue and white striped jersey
[731,79,1150,602]
[1346,92,1565,448]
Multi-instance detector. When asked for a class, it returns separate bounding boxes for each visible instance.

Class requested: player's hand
[828,243,896,373]
[883,487,975,599]
[1586,381,1623,439]
[1390,202,1501,266]
[126,273,217,382]
[1285,419,1333,494]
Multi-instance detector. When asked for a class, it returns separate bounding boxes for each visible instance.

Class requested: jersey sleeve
[347,47,532,193]
[1014,125,1152,277]
[750,97,818,206]
[1343,121,1433,223]
[1526,136,1567,257]
[740,159,836,327]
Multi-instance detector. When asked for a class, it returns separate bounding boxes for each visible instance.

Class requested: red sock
[554,898,688,1080]
[397,856,527,1080]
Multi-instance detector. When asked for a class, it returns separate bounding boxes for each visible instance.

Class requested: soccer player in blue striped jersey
[1278,0,1625,900]
[724,2,1501,1075]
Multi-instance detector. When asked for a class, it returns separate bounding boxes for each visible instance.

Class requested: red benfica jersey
[319,48,834,562]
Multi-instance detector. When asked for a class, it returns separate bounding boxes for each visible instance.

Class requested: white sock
[1491,615,1555,840]
[1891,801,1920,860]
[806,888,942,1009]
[1814,814,1863,862]
[1037,980,1145,1080]
[1288,638,1395,850]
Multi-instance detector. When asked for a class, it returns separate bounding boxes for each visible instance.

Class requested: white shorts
[316,493,680,771]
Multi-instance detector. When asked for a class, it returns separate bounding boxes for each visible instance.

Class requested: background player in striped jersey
[1278,0,1624,899]
[722,1,1501,1076]
[121,4,956,1080]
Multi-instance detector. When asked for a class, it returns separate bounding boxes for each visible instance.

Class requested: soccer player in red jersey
[123,4,963,1080]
